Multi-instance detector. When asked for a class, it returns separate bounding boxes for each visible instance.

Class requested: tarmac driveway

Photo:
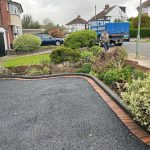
[0,77,149,150]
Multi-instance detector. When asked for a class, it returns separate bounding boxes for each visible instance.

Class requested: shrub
[89,46,104,56]
[92,47,127,73]
[122,75,150,131]
[77,63,92,74]
[13,34,41,51]
[130,28,150,38]
[119,66,133,83]
[64,30,97,49]
[102,69,121,85]
[50,46,81,64]
[49,29,64,38]
[81,51,93,60]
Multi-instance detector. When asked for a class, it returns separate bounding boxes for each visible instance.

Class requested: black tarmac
[0,77,149,150]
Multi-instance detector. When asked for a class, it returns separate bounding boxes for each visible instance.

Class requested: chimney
[77,15,80,18]
[105,4,109,10]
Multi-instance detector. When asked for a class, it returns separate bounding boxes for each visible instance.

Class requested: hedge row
[130,28,150,38]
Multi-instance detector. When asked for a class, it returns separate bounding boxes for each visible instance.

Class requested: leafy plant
[64,30,97,49]
[122,75,150,131]
[102,69,121,85]
[89,46,104,56]
[13,34,41,51]
[77,63,92,74]
[81,51,93,60]
[50,46,81,64]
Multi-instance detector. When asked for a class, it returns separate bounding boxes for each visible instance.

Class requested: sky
[15,0,147,25]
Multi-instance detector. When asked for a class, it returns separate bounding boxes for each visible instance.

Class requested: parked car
[35,34,64,46]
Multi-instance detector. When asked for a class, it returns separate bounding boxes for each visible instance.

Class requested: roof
[89,6,115,21]
[89,5,127,21]
[142,0,150,7]
[8,0,23,13]
[66,16,88,25]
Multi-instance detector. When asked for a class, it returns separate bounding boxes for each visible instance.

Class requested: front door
[0,33,6,57]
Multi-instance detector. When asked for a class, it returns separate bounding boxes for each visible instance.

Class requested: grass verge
[3,54,50,67]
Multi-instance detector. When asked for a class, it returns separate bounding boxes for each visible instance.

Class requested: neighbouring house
[66,15,88,33]
[0,0,23,55]
[137,0,150,16]
[89,5,128,22]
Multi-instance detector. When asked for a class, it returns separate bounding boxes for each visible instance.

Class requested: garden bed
[6,45,55,56]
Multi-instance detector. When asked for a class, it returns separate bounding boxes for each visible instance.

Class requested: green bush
[130,28,150,38]
[77,63,92,74]
[102,69,121,85]
[50,46,81,64]
[64,30,97,49]
[122,75,150,131]
[13,34,41,51]
[89,46,104,56]
[81,51,93,60]
[131,14,150,28]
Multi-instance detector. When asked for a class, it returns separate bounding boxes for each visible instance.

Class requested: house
[66,15,88,33]
[89,5,128,22]
[137,0,150,16]
[0,0,23,54]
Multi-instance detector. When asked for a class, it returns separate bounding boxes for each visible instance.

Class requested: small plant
[122,75,150,131]
[89,46,104,56]
[50,46,81,64]
[81,51,93,61]
[77,63,92,74]
[103,69,121,85]
[13,34,41,51]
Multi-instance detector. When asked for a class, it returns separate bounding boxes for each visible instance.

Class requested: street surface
[0,78,149,150]
[123,42,150,60]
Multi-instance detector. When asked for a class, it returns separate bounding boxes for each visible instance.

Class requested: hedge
[13,34,41,51]
[130,28,150,38]
[64,30,97,49]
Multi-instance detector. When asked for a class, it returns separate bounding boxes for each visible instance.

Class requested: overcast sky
[15,0,147,25]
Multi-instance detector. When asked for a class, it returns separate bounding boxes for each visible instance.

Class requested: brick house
[0,0,23,54]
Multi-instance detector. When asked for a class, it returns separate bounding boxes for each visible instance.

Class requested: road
[0,77,149,150]
[123,42,150,59]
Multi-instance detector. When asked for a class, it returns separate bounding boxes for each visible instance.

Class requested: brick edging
[0,74,150,145]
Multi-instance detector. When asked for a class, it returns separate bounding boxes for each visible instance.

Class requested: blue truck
[90,20,130,46]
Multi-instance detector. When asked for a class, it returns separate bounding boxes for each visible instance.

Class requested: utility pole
[95,5,97,20]
[136,0,142,59]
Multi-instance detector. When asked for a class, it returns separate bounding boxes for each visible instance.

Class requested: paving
[123,42,150,68]
[0,77,149,150]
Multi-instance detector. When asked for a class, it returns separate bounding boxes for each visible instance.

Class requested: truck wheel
[116,43,123,46]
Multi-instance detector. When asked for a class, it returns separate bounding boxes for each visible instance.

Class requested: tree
[49,29,64,38]
[22,14,41,29]
[42,18,55,33]
[131,14,150,28]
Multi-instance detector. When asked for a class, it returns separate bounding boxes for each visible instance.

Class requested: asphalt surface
[123,42,150,59]
[0,78,149,150]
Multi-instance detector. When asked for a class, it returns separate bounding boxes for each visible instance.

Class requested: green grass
[144,39,150,42]
[3,54,50,67]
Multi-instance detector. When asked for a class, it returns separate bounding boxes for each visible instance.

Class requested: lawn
[3,54,50,67]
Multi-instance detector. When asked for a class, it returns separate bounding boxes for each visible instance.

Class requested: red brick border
[83,77,150,145]
[1,75,150,145]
